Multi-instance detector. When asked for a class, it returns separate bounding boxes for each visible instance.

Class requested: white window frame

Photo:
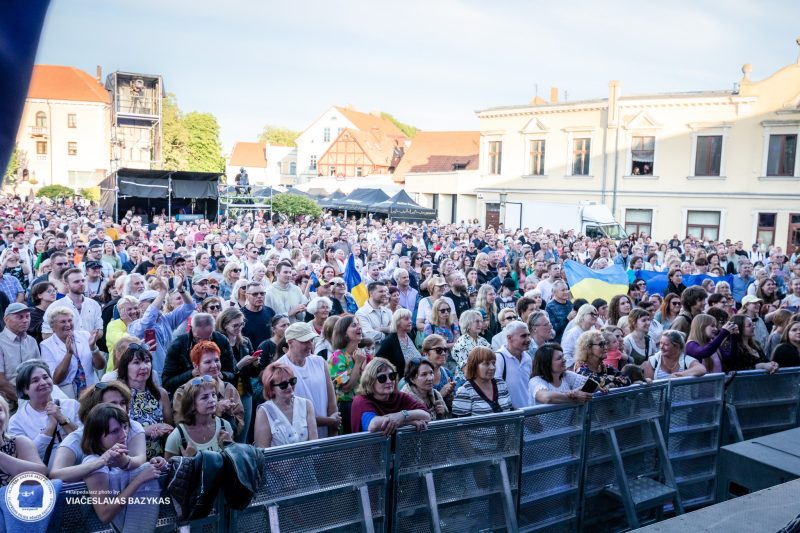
[564,128,595,178]
[621,206,657,238]
[688,123,731,179]
[624,133,659,178]
[760,121,800,179]
[521,117,549,178]
[682,207,726,241]
[481,133,504,176]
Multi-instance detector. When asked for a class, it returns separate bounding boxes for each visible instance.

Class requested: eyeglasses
[271,377,298,390]
[591,341,608,348]
[332,282,345,287]
[430,347,449,355]
[670,301,682,306]
[231,269,241,273]
[503,315,518,321]
[376,372,397,383]
[438,308,451,314]
[248,291,266,296]
[206,305,221,311]
[190,375,214,385]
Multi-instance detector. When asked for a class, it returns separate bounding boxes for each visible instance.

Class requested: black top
[162,331,237,393]
[375,333,407,378]
[241,306,275,353]
[773,343,800,368]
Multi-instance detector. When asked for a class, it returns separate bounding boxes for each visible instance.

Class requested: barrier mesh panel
[726,371,800,440]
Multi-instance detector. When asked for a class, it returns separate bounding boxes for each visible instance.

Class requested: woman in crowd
[607,294,633,329]
[228,279,250,309]
[591,298,608,328]
[755,278,780,314]
[278,322,341,438]
[376,308,420,378]
[465,268,480,300]
[115,343,173,459]
[623,308,658,365]
[50,380,149,481]
[81,404,165,532]
[450,310,490,384]
[386,286,401,315]
[172,341,244,439]
[254,362,318,447]
[655,293,682,330]
[328,315,369,434]
[216,307,258,443]
[256,312,291,383]
[573,330,631,389]
[28,281,57,343]
[423,298,461,349]
[720,314,778,373]
[0,396,47,484]
[643,330,707,379]
[219,261,241,300]
[475,253,492,286]
[686,314,736,373]
[452,347,514,417]
[105,295,141,360]
[351,358,430,434]
[164,376,235,458]
[416,276,453,333]
[40,308,103,399]
[772,320,800,368]
[765,309,793,360]
[740,296,770,349]
[475,284,500,342]
[329,277,358,316]
[201,296,224,321]
[491,308,520,349]
[560,304,598,366]
[101,240,122,271]
[9,361,81,467]
[307,296,332,336]
[666,268,687,297]
[401,358,449,420]
[529,343,593,406]
[420,335,456,404]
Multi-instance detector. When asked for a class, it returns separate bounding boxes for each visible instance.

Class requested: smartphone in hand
[581,379,600,394]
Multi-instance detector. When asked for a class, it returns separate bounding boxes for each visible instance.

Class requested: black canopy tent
[331,188,390,213]
[318,189,347,209]
[100,168,221,222]
[371,189,437,222]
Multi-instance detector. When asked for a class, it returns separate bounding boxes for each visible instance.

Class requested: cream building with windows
[406,46,800,252]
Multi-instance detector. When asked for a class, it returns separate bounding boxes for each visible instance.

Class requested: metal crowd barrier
[664,373,725,509]
[518,403,587,532]
[723,367,800,443]
[582,382,683,530]
[392,411,523,532]
[228,432,391,533]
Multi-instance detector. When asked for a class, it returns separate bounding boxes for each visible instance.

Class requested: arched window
[35,111,47,128]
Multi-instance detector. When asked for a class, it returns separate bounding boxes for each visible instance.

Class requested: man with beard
[445,271,471,319]
[30,251,71,297]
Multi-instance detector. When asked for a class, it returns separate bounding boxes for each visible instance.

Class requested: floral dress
[328,349,372,403]
[129,388,165,459]
[574,362,632,389]
[449,334,490,384]
[0,435,17,486]
[423,323,461,344]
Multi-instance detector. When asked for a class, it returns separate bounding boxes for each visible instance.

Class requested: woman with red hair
[254,362,318,447]
[171,340,244,439]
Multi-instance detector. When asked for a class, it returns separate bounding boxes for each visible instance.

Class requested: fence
[54,368,800,533]
[723,367,800,443]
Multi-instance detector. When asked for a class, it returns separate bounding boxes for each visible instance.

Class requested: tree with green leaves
[161,95,224,172]
[79,186,100,203]
[381,112,418,138]
[162,93,189,170]
[270,193,321,220]
[258,125,300,147]
[3,145,19,189]
[36,185,75,200]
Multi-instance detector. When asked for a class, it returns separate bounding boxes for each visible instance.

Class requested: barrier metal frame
[582,382,683,530]
[392,411,523,533]
[228,432,391,533]
[518,402,587,533]
[723,367,800,443]
[664,373,725,509]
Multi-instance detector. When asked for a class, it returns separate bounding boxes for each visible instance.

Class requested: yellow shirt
[105,318,128,371]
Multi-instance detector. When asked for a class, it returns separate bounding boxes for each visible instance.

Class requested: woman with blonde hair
[423,298,461,349]
[228,279,250,309]
[686,313,737,373]
[573,330,631,389]
[474,284,500,342]
[219,261,242,300]
[254,362,318,447]
[450,310,490,383]
[415,276,455,332]
[474,253,491,286]
[560,304,598,367]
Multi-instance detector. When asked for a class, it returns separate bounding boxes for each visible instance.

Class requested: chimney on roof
[550,87,558,103]
[96,65,102,82]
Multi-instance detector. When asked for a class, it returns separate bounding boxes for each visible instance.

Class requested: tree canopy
[36,185,75,200]
[270,193,321,219]
[258,125,300,147]
[3,145,19,188]
[381,112,418,138]
[162,94,224,172]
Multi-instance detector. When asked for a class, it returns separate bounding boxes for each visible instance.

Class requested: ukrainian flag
[344,253,368,307]
[563,260,629,303]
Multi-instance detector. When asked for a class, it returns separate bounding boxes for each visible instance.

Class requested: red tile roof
[392,131,479,183]
[229,142,267,168]
[335,106,407,138]
[28,65,110,103]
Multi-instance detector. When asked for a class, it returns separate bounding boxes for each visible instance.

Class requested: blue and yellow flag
[633,270,734,296]
[563,260,629,303]
[344,253,368,307]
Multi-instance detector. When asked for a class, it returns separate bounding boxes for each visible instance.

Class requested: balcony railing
[29,126,48,136]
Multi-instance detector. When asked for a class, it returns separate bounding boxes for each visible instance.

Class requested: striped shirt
[452,378,514,417]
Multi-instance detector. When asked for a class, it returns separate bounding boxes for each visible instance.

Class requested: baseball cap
[86,261,103,270]
[4,303,29,317]
[284,322,318,342]
[139,290,159,302]
[192,273,209,284]
[741,295,762,306]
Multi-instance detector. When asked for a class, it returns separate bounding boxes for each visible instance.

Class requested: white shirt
[9,398,81,467]
[355,301,392,344]
[529,372,588,406]
[42,295,103,335]
[277,354,332,438]
[495,346,533,409]
[40,330,99,395]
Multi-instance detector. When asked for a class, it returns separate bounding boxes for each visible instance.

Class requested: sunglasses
[439,308,451,313]
[232,269,241,273]
[592,341,608,348]
[271,377,298,390]
[332,282,345,287]
[376,372,397,383]
[248,291,266,296]
[190,375,214,386]
[430,347,449,355]
[206,305,221,311]
[503,315,518,321]
[127,343,151,353]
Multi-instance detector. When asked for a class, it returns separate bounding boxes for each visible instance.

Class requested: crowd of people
[0,193,797,526]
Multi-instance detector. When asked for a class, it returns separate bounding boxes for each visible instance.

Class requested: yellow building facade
[408,51,800,252]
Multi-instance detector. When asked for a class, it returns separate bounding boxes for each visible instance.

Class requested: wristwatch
[59,417,71,427]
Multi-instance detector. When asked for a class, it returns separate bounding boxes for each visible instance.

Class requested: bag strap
[496,351,507,382]
[177,423,189,450]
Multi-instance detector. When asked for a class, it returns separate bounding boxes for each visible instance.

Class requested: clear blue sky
[35,0,800,151]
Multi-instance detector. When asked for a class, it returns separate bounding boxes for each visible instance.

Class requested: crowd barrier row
[57,367,800,533]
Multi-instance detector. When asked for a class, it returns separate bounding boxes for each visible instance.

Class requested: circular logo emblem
[5,472,56,522]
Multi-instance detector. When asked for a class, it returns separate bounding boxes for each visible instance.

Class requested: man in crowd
[495,320,533,409]
[356,281,392,344]
[242,281,275,351]
[546,280,572,343]
[0,303,40,402]
[42,268,103,340]
[265,260,308,322]
[392,268,418,311]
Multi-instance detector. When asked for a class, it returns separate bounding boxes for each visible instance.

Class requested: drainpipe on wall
[607,81,621,214]
[47,99,54,186]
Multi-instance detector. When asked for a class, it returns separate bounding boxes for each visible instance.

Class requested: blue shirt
[732,274,753,304]
[128,302,196,375]
[546,299,572,343]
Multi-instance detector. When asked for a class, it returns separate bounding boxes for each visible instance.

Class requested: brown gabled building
[392,131,479,183]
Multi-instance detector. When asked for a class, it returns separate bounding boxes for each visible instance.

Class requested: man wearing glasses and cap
[0,303,40,402]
